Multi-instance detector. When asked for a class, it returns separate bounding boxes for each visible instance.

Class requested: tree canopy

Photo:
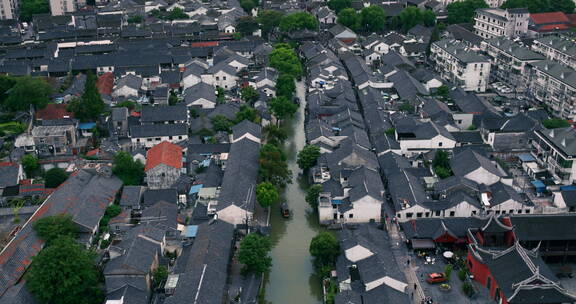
[236,16,260,36]
[279,12,319,32]
[259,143,291,187]
[212,115,233,132]
[262,124,288,144]
[67,72,105,122]
[44,168,69,188]
[269,96,298,123]
[502,0,574,14]
[112,151,144,185]
[309,232,340,266]
[399,7,436,30]
[240,0,258,13]
[276,74,296,99]
[305,184,323,209]
[27,237,102,304]
[22,154,39,177]
[360,6,386,32]
[337,8,361,31]
[297,145,321,171]
[269,46,302,78]
[542,118,570,129]
[20,0,50,22]
[240,85,259,104]
[238,233,272,273]
[236,105,260,124]
[433,150,452,179]
[33,215,78,245]
[328,0,352,13]
[256,182,279,207]
[4,76,52,111]
[257,10,284,35]
[447,0,488,24]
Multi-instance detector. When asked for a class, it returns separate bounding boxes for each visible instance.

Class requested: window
[215,76,219,80]
[416,212,422,218]
[169,136,173,140]
[509,210,514,214]
[178,136,183,140]
[397,214,401,218]
[406,213,413,218]
[425,212,430,217]
[223,76,227,80]
[517,209,522,214]
[472,211,477,216]
[438,142,443,147]
[525,209,530,214]
[495,210,500,215]
[147,138,152,142]
[435,211,441,216]
[349,214,353,218]
[449,211,455,217]
[340,214,344,219]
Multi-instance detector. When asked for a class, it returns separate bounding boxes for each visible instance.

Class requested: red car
[426,272,447,284]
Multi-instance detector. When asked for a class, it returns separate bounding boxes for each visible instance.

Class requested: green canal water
[262,80,325,304]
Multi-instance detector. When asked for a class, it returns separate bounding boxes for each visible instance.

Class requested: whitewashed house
[145,141,183,190]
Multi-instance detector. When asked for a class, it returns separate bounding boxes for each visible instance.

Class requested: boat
[280,203,290,218]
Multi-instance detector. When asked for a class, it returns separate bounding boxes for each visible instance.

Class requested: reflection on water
[263,81,324,304]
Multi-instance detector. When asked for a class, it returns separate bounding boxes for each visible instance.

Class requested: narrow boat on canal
[280,202,290,218]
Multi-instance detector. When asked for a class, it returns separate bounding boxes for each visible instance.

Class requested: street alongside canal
[262,80,324,304]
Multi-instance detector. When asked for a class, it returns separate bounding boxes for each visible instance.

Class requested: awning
[185,225,198,238]
[189,184,204,195]
[411,238,435,249]
[518,154,536,162]
[531,180,546,193]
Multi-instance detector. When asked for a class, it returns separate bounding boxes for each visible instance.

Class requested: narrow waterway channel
[262,80,325,304]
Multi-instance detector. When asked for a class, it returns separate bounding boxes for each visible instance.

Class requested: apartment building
[430,39,491,92]
[481,38,544,92]
[527,60,576,119]
[533,127,576,184]
[0,0,17,20]
[474,8,530,39]
[50,0,86,16]
[532,36,576,70]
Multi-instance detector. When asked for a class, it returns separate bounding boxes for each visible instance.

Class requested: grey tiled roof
[141,104,188,123]
[450,149,504,178]
[130,123,188,138]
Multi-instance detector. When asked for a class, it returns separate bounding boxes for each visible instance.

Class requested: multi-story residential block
[527,60,576,119]
[0,0,17,20]
[532,36,576,70]
[533,127,576,184]
[31,124,78,156]
[430,39,491,92]
[50,0,86,16]
[481,38,545,92]
[474,8,529,39]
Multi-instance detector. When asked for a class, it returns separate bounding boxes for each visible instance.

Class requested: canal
[262,80,324,304]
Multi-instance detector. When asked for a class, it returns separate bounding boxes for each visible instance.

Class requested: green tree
[279,12,319,32]
[385,128,396,135]
[258,10,284,36]
[306,184,323,208]
[422,10,436,27]
[447,0,488,24]
[235,105,260,123]
[328,0,352,13]
[269,96,298,123]
[502,0,574,14]
[399,102,414,112]
[309,232,340,266]
[238,233,272,273]
[169,91,179,105]
[112,151,144,185]
[217,87,226,103]
[44,168,68,188]
[241,85,259,104]
[22,154,39,177]
[338,8,361,32]
[5,76,52,111]
[116,100,136,110]
[269,47,302,78]
[543,118,570,129]
[259,143,291,187]
[240,0,258,13]
[127,15,143,23]
[297,145,321,171]
[237,16,260,36]
[0,75,16,104]
[20,0,50,22]
[360,6,386,32]
[433,150,452,179]
[33,215,78,245]
[276,74,296,99]
[166,7,189,20]
[211,115,233,132]
[256,182,279,207]
[67,72,105,121]
[27,237,102,304]
[435,85,450,99]
[262,124,288,144]
[152,266,169,290]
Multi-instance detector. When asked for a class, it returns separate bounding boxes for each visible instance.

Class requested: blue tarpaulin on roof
[78,122,96,130]
[189,184,204,195]
[331,199,342,205]
[185,225,198,238]
[531,180,546,193]
[561,185,576,191]
[519,154,536,162]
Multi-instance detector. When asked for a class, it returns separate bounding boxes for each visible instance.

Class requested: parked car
[426,272,447,284]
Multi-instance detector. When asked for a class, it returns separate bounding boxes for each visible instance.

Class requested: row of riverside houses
[0,17,269,301]
[306,17,576,303]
